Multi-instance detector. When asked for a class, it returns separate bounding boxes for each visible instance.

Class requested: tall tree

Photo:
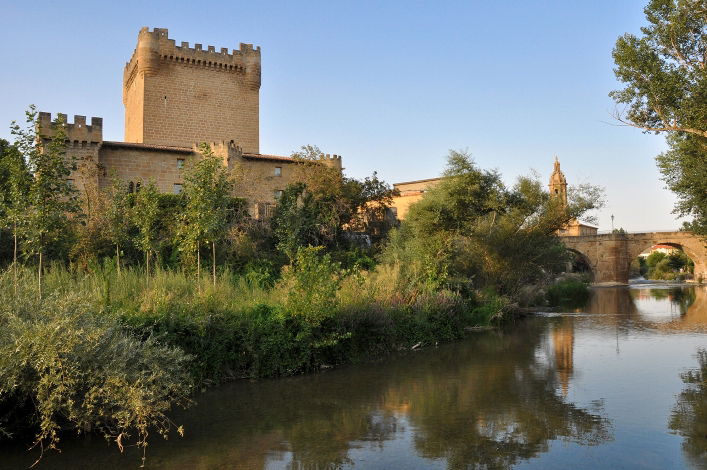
[11,106,78,297]
[610,0,707,235]
[0,138,31,290]
[131,180,161,280]
[104,177,132,274]
[178,143,233,286]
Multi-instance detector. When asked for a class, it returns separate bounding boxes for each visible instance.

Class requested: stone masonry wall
[99,144,193,193]
[123,28,260,153]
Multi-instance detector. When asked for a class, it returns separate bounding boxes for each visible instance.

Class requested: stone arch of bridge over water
[625,235,706,283]
[560,232,706,284]
[566,248,595,281]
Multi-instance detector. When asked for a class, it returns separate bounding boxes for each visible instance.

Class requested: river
[2,285,707,469]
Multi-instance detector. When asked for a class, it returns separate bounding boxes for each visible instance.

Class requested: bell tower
[549,156,568,207]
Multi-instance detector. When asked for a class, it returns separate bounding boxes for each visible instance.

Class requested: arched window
[128,181,134,193]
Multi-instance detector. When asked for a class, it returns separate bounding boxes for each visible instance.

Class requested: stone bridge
[561,231,707,284]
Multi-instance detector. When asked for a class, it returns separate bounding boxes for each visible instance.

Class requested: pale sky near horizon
[0,0,687,231]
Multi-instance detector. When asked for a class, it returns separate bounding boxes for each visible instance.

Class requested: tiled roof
[393,177,442,187]
[102,141,193,153]
[242,153,296,163]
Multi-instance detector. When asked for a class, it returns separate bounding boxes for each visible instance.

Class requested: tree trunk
[212,241,216,287]
[13,223,17,297]
[197,241,201,294]
[38,250,42,300]
[146,251,150,288]
[116,244,121,276]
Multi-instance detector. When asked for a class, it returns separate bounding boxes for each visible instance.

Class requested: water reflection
[582,285,707,333]
[4,286,707,469]
[670,349,707,469]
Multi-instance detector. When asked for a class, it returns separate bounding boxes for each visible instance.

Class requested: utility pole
[611,214,615,232]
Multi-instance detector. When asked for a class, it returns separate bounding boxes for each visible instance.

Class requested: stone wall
[99,142,193,193]
[123,28,260,152]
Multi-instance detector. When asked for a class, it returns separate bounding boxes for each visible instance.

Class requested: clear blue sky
[0,0,684,231]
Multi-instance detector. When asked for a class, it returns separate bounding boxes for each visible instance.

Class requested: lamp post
[611,214,615,232]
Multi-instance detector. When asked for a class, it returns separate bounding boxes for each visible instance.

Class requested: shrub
[546,277,590,308]
[0,290,192,459]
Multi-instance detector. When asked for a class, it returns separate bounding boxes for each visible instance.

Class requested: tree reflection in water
[2,317,613,470]
[268,320,612,469]
[670,349,707,468]
[400,320,611,469]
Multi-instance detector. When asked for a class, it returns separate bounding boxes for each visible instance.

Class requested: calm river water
[3,285,707,469]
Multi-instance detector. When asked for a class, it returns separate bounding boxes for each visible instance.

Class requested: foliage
[11,107,79,292]
[0,138,31,266]
[130,180,161,271]
[271,145,397,259]
[611,0,707,235]
[177,144,234,280]
[644,249,695,280]
[383,150,603,299]
[0,285,192,461]
[546,277,591,308]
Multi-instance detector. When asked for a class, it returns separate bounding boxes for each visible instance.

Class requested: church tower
[549,156,568,207]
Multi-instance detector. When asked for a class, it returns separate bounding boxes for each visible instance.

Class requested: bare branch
[610,109,707,138]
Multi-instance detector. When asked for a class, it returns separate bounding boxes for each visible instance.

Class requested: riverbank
[4,285,704,469]
[0,256,509,457]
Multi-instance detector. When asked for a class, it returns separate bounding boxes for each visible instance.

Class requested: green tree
[611,0,707,235]
[178,143,234,286]
[383,150,603,298]
[0,138,31,289]
[272,145,397,259]
[104,177,132,274]
[11,107,78,297]
[131,180,161,278]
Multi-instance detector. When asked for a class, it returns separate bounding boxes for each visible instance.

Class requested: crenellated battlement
[193,140,243,166]
[319,153,343,170]
[38,112,103,143]
[124,27,261,89]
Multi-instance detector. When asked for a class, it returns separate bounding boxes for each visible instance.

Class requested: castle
[39,27,342,217]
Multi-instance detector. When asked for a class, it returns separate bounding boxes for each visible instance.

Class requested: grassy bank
[0,248,503,457]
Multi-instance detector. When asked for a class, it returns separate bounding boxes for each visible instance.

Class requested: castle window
[173,183,183,194]
[128,182,134,193]
[274,167,282,177]
[135,182,141,192]
[274,189,284,200]
[177,158,185,169]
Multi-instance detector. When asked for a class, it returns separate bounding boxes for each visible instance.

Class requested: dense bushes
[0,284,192,458]
[546,277,591,308]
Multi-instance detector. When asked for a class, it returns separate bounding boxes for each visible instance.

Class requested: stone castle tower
[123,27,261,152]
[38,26,342,215]
[549,156,568,207]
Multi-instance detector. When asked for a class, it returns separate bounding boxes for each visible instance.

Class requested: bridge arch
[567,249,594,281]
[561,232,706,285]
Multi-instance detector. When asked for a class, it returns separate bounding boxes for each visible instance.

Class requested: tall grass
[0,248,503,460]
